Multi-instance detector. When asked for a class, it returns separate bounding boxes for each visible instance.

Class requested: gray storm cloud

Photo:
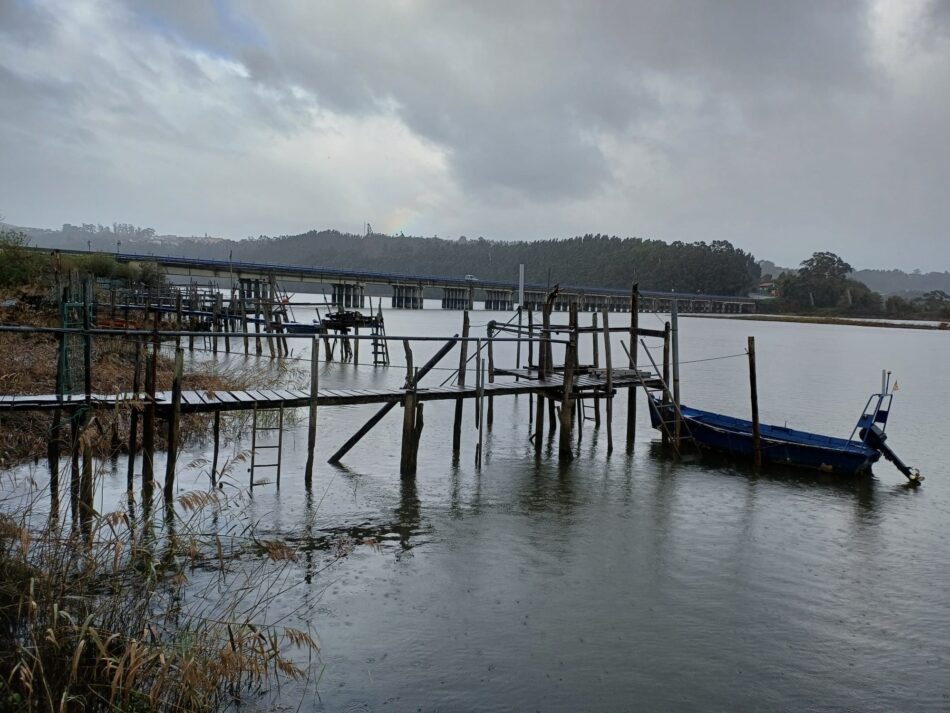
[1,0,948,269]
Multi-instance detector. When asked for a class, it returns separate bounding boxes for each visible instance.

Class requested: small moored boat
[647,375,921,482]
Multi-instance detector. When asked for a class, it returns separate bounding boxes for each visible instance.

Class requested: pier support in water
[484,289,513,311]
[558,305,578,461]
[452,311,470,456]
[400,341,424,477]
[442,287,473,310]
[332,283,365,309]
[392,284,424,309]
[305,337,320,487]
[163,347,184,502]
[627,284,639,451]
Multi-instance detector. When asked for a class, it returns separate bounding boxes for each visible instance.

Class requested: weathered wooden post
[354,325,360,365]
[304,337,320,487]
[592,312,601,427]
[224,290,233,354]
[476,347,485,467]
[515,307,523,380]
[486,322,495,429]
[82,278,92,404]
[527,309,534,423]
[671,300,681,444]
[254,281,263,355]
[142,354,155,503]
[175,291,183,348]
[452,311,470,456]
[188,284,196,353]
[543,293,556,435]
[400,341,423,477]
[662,322,671,446]
[748,336,762,467]
[126,340,142,494]
[601,307,614,454]
[163,347,184,501]
[627,283,639,450]
[262,282,275,358]
[558,305,578,461]
[212,292,221,355]
[239,284,250,355]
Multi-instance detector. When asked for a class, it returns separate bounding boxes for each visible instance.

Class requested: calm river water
[46,302,950,710]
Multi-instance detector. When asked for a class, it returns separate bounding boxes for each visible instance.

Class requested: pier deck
[0,369,661,414]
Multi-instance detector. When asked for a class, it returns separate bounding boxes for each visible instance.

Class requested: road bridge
[39,248,757,313]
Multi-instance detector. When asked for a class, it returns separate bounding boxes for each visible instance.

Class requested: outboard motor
[853,371,923,485]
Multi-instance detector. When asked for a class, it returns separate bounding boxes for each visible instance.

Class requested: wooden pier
[1,281,684,516]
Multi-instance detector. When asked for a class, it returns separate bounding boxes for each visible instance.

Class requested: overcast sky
[1,0,949,270]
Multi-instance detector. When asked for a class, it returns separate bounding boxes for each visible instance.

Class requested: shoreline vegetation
[687,312,950,331]
[0,235,322,710]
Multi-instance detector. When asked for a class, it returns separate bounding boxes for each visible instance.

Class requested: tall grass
[0,458,324,712]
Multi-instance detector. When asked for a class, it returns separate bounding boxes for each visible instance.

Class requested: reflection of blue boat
[647,377,921,481]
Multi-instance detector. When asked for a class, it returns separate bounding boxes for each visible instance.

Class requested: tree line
[766,251,950,320]
[222,231,761,295]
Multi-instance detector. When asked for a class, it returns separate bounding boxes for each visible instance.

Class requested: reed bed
[0,457,331,712]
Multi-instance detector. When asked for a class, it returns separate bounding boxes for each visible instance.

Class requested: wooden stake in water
[305,337,320,487]
[486,322,495,429]
[671,300,681,444]
[592,312,601,427]
[126,340,142,494]
[601,307,614,454]
[163,347,184,501]
[452,311,470,456]
[627,283,639,450]
[558,306,578,461]
[748,336,762,468]
[142,354,155,505]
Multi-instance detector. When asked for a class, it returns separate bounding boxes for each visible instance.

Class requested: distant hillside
[851,269,950,298]
[11,223,762,296]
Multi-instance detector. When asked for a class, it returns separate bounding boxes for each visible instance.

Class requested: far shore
[684,313,950,331]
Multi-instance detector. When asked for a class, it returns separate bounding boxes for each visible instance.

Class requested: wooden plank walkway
[0,369,663,415]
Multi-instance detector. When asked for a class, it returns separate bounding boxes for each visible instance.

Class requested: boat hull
[648,399,880,475]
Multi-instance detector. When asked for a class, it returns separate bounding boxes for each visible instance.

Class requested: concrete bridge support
[441,287,473,310]
[392,284,424,309]
[331,283,365,309]
[523,291,546,311]
[484,289,513,311]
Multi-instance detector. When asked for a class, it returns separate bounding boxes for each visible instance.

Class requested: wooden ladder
[371,300,390,366]
[249,403,284,489]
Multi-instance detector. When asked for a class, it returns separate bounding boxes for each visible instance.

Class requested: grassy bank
[686,312,950,331]
[0,474,323,712]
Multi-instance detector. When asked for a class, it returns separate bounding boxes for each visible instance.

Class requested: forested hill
[11,224,761,296]
[214,231,760,295]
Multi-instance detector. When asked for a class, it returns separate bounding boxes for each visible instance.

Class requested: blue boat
[647,378,921,481]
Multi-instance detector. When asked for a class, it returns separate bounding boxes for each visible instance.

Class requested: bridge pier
[484,289,513,311]
[442,287,473,310]
[523,291,545,311]
[392,284,424,309]
[331,283,365,309]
